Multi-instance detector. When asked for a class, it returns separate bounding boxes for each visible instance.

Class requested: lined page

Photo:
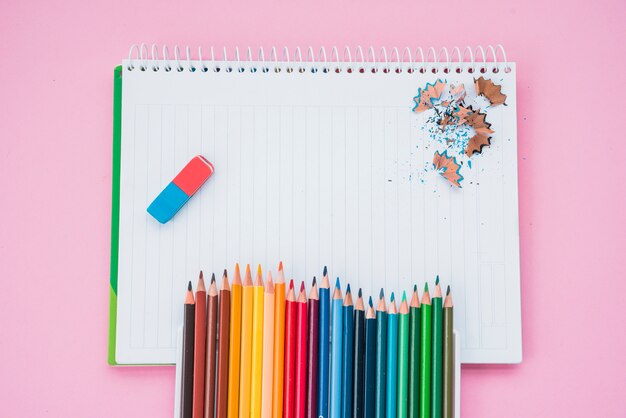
[116,62,521,364]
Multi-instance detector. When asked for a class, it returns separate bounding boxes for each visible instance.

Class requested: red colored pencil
[283,280,297,418]
[294,282,308,418]
[305,278,319,418]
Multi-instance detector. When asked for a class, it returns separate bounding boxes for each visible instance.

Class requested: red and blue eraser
[147,155,214,223]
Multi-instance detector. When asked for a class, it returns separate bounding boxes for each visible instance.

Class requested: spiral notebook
[108,44,522,365]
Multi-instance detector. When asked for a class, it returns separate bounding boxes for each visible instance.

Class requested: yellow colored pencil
[272,262,286,418]
[261,272,276,418]
[239,264,254,418]
[251,265,266,417]
[227,264,243,418]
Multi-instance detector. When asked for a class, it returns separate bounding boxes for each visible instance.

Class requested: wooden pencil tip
[390,292,395,302]
[199,270,204,280]
[187,281,192,291]
[446,285,451,295]
[424,282,429,292]
[401,291,407,302]
[223,268,228,278]
[323,265,327,276]
[221,272,230,290]
[335,277,341,289]
[368,296,373,307]
[289,279,294,290]
[211,273,216,283]
[379,288,384,299]
[257,264,262,277]
[413,284,417,292]
[312,276,317,286]
[435,275,440,285]
[300,281,305,293]
[246,264,251,275]
[358,288,362,298]
[279,261,283,271]
[346,283,351,294]
[266,276,274,293]
[197,274,206,292]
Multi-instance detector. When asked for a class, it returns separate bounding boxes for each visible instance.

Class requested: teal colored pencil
[318,268,331,418]
[330,279,344,418]
[397,292,410,418]
[374,290,388,418]
[419,284,432,418]
[341,285,354,418]
[386,293,398,418]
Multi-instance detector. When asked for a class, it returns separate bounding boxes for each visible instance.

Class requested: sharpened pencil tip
[279,261,283,271]
[199,271,204,280]
[379,288,384,299]
[289,279,294,290]
[413,284,417,292]
[435,275,440,285]
[358,288,362,298]
[346,283,351,293]
[300,281,305,292]
[211,273,216,283]
[446,285,450,295]
[335,277,340,289]
[368,296,373,307]
[323,266,328,276]
[424,282,429,292]
[187,281,192,291]
[223,269,228,277]
[312,276,317,286]
[402,291,407,301]
[257,264,262,277]
[390,292,395,302]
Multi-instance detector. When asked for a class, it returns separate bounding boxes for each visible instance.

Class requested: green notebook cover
[108,65,123,365]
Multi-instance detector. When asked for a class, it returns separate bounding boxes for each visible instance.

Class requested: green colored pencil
[419,284,432,418]
[374,289,387,418]
[408,285,421,418]
[431,277,443,418]
[442,287,454,418]
[397,292,410,418]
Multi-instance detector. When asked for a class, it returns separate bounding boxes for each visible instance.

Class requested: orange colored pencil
[272,262,286,418]
[192,272,207,418]
[239,264,254,418]
[294,282,309,418]
[261,272,276,418]
[227,264,243,418]
[283,280,297,418]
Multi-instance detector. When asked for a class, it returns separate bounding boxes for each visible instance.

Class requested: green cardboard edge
[108,65,123,366]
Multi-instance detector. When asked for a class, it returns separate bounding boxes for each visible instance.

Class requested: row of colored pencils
[178,264,454,418]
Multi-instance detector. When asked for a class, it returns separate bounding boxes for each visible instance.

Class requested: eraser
[147,155,214,223]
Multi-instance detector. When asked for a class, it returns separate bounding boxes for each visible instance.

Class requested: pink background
[1,0,625,416]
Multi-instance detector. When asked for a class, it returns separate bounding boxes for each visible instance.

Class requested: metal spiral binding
[126,44,511,75]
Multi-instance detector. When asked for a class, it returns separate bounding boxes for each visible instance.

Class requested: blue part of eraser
[147,182,189,224]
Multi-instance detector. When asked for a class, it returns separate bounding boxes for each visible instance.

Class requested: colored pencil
[205,275,219,418]
[352,290,366,418]
[386,294,398,418]
[261,273,276,418]
[397,292,409,418]
[182,282,196,418]
[442,287,454,418]
[238,265,255,418]
[374,290,387,418]
[273,263,286,418]
[330,278,343,418]
[250,266,265,417]
[419,284,432,418]
[193,272,207,418]
[216,270,231,418]
[306,278,320,418]
[295,282,309,418]
[227,264,243,418]
[408,286,420,418]
[284,281,298,418]
[363,298,377,418]
[342,285,355,418]
[431,278,443,418]
[317,268,331,418]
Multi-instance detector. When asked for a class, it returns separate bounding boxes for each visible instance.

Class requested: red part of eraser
[172,155,214,196]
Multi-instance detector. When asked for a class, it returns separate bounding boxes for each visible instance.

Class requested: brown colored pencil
[204,274,219,418]
[215,270,231,418]
[193,272,207,418]
[182,282,196,418]
[442,286,454,418]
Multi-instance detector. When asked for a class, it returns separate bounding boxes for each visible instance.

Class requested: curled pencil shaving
[432,151,464,188]
[474,76,507,106]
[465,134,491,157]
[412,80,446,112]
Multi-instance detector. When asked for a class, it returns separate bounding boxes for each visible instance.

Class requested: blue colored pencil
[341,285,354,418]
[386,293,398,418]
[363,297,377,418]
[330,278,344,418]
[318,268,331,418]
[374,290,387,418]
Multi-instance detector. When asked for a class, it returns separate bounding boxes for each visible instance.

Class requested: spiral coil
[126,44,511,75]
